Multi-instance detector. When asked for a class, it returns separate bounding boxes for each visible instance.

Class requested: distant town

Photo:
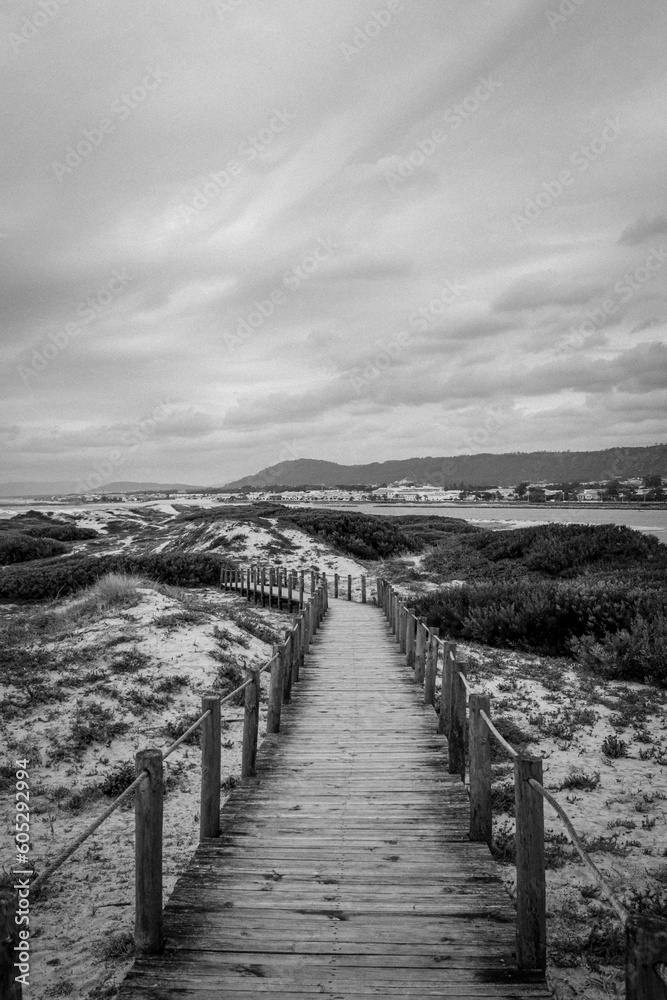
[19,474,666,506]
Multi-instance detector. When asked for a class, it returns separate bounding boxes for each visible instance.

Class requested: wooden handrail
[377,577,667,995]
[14,564,330,986]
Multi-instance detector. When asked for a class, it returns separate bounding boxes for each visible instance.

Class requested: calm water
[1,498,665,540]
[285,502,667,540]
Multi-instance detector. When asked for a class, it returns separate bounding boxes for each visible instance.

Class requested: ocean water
[285,502,667,540]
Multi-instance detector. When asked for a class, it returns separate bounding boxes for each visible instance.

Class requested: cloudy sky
[2,0,666,488]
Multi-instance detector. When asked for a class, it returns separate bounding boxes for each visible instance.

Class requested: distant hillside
[0,480,207,497]
[223,446,667,490]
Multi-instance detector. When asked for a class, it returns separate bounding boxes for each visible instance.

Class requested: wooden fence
[2,574,329,996]
[377,577,667,999]
[222,564,369,604]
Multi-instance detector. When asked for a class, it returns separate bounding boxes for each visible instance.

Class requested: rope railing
[479,709,519,759]
[9,565,331,971]
[376,577,667,998]
[527,777,628,926]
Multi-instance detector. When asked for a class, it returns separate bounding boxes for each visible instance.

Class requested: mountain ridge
[222,446,667,490]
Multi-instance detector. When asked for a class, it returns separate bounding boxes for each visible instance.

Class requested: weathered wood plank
[118,600,550,1000]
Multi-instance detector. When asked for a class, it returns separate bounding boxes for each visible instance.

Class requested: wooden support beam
[514,755,546,973]
[405,613,415,670]
[469,693,492,845]
[625,914,667,1000]
[414,621,426,686]
[135,749,163,955]
[199,695,221,840]
[424,629,438,706]
[448,659,466,781]
[438,641,456,736]
[241,669,260,779]
[283,635,293,702]
[266,645,284,734]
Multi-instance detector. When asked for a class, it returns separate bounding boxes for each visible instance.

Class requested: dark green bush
[470,522,660,577]
[0,551,225,601]
[25,523,98,542]
[0,533,69,565]
[413,578,667,683]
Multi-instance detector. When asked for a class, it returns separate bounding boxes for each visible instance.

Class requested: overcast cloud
[1,0,666,485]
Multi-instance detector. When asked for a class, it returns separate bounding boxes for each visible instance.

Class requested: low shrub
[601,734,629,759]
[68,703,130,756]
[97,761,136,798]
[163,710,204,746]
[108,647,151,674]
[559,768,601,791]
[413,577,667,685]
[0,533,69,565]
[0,551,224,601]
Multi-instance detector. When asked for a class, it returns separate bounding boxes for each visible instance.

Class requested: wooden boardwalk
[118,599,551,999]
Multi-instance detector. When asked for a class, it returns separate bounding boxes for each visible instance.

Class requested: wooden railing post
[415,621,426,686]
[200,695,221,840]
[283,636,293,702]
[293,620,302,683]
[135,749,163,954]
[626,914,667,999]
[261,566,267,606]
[448,660,466,780]
[277,569,282,611]
[424,629,438,706]
[405,613,415,670]
[469,693,492,845]
[312,592,319,635]
[361,575,366,603]
[307,599,315,646]
[347,574,352,601]
[438,641,456,736]
[334,572,339,598]
[302,606,310,655]
[241,668,260,778]
[266,645,284,733]
[1,888,22,1000]
[298,614,306,674]
[311,570,316,594]
[514,755,546,973]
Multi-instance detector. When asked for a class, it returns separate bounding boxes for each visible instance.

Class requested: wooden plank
[118,600,549,1000]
